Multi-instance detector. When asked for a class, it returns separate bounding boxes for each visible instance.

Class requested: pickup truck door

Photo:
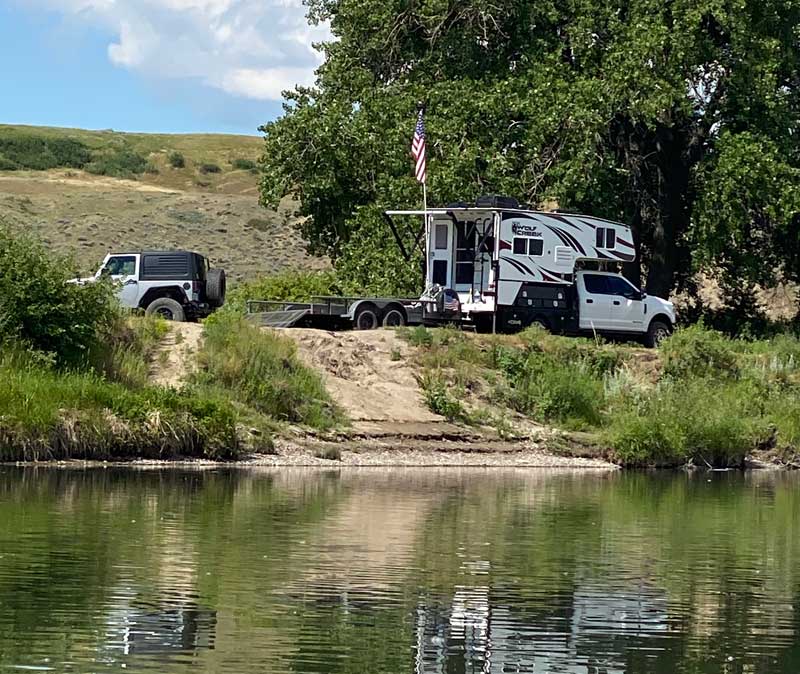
[578,274,614,331]
[100,255,140,309]
[606,276,646,332]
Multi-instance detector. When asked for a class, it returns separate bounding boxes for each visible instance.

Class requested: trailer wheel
[382,306,406,328]
[354,304,380,330]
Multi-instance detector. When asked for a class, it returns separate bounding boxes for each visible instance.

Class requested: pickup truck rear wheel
[145,297,186,322]
[645,320,671,348]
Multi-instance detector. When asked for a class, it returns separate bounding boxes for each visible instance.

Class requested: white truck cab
[576,270,675,344]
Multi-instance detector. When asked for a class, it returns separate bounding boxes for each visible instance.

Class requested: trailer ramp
[248,308,311,328]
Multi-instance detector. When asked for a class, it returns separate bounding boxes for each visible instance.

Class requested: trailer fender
[351,301,381,330]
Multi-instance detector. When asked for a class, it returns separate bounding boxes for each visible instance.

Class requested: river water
[1,467,799,673]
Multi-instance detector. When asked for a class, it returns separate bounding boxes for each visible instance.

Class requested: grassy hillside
[0,124,326,280]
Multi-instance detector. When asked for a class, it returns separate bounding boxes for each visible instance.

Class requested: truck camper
[384,195,675,346]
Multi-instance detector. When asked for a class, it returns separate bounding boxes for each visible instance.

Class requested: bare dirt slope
[149,323,204,388]
[281,328,536,450]
[287,328,438,425]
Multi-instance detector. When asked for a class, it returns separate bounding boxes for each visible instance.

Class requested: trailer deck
[246,296,424,330]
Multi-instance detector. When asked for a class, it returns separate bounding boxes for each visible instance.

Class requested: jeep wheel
[206,268,227,308]
[145,297,186,322]
[644,320,671,348]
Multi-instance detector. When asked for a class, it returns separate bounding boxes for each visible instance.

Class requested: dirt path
[149,322,204,388]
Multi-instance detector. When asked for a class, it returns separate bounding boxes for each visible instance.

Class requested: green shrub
[402,325,434,347]
[168,152,186,168]
[0,226,119,367]
[660,324,739,379]
[232,158,258,172]
[195,313,342,429]
[86,149,147,177]
[96,316,169,388]
[420,371,470,422]
[497,352,604,429]
[144,161,160,175]
[605,379,768,466]
[224,270,341,315]
[0,133,91,170]
[199,163,221,174]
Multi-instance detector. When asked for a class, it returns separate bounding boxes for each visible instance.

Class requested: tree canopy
[260,0,799,312]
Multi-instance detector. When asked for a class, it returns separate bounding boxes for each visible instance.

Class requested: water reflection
[0,467,798,674]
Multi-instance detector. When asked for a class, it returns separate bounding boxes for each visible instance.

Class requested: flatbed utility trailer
[246,295,424,330]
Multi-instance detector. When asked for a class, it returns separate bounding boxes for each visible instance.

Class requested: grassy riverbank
[0,227,340,461]
[402,325,800,467]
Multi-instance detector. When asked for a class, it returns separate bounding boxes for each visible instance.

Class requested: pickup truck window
[606,276,640,298]
[584,274,609,294]
[104,256,136,276]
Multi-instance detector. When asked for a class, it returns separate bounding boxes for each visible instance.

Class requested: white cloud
[24,0,328,100]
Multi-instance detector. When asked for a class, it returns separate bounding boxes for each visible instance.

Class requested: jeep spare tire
[206,268,227,308]
[146,297,186,322]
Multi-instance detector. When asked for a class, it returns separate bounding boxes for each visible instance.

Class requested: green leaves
[0,226,119,367]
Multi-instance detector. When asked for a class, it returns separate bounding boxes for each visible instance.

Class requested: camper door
[429,217,453,287]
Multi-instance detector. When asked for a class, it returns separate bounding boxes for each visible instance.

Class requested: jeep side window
[105,256,136,276]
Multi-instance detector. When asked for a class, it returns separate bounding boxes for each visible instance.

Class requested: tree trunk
[644,124,692,299]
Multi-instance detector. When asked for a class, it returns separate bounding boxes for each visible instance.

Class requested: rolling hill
[0,124,326,280]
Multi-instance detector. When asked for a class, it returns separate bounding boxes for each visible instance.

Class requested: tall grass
[0,353,241,461]
[195,314,343,430]
[403,323,800,466]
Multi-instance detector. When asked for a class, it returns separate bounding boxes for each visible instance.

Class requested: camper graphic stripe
[412,110,426,184]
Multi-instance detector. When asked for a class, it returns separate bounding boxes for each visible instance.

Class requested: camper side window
[596,227,617,249]
[434,224,449,250]
[513,238,544,256]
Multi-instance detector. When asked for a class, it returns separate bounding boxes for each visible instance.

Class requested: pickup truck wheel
[206,268,226,308]
[531,316,550,332]
[382,307,406,328]
[645,320,671,348]
[354,305,379,330]
[145,297,186,322]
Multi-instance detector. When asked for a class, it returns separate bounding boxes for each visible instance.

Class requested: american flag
[411,109,426,184]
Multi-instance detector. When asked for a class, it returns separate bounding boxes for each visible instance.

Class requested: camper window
[528,239,544,256]
[595,227,617,250]
[434,224,449,250]
[513,238,526,254]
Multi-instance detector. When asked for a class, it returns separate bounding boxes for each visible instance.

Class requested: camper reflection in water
[101,589,216,662]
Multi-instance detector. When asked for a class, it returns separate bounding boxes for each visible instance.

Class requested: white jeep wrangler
[74,250,226,321]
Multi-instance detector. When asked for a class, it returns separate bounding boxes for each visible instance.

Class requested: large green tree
[260,0,799,302]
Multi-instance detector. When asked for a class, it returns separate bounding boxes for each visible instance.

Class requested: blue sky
[0,1,327,135]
